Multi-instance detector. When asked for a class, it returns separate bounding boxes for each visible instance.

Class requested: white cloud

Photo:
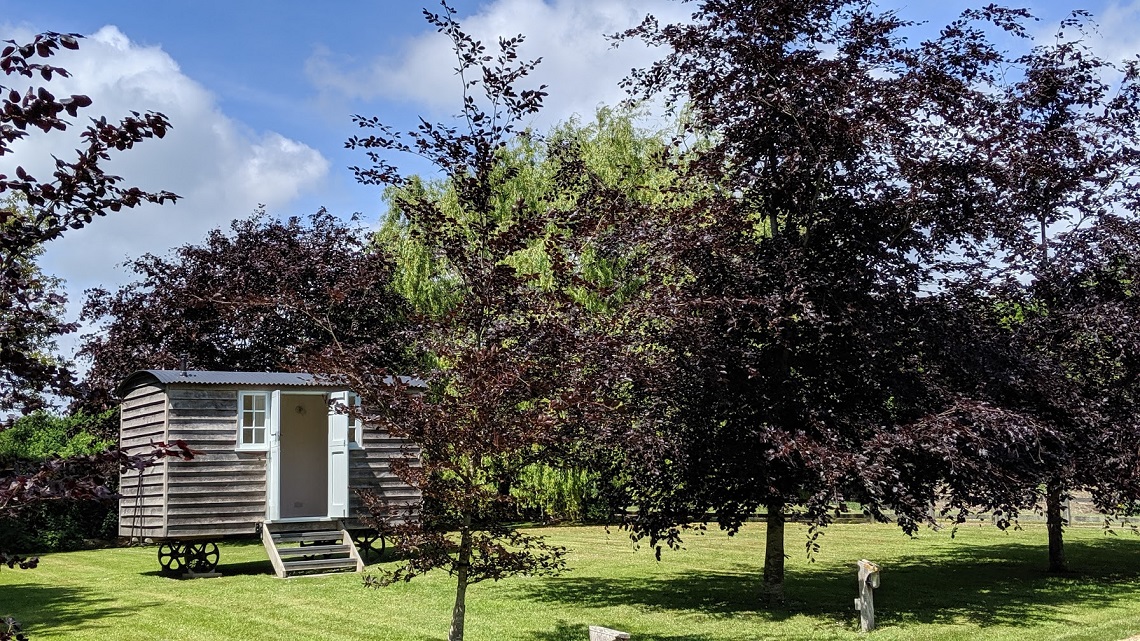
[0,25,330,295]
[306,0,689,129]
[1028,1,1140,67]
[1088,1,1140,64]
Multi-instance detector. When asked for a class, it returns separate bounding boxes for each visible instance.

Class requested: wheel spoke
[352,532,385,562]
[158,543,186,575]
[185,541,220,573]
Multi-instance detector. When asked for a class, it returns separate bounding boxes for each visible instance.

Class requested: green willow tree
[375,106,676,317]
[371,108,683,522]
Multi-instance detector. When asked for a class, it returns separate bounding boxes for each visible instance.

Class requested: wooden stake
[854,559,881,632]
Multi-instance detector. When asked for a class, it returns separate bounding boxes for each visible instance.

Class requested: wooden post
[854,559,881,632]
[589,625,630,641]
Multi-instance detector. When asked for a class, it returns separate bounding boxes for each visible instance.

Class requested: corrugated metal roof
[117,369,425,396]
[142,369,333,387]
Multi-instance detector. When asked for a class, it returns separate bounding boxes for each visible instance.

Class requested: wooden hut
[117,369,420,578]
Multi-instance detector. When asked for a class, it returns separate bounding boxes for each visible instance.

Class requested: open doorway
[278,393,328,518]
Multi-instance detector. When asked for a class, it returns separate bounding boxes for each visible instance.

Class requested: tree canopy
[607,0,1140,599]
[324,6,645,640]
[78,209,408,409]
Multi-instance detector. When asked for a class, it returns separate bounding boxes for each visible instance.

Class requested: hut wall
[119,383,169,539]
[119,378,421,540]
[349,427,421,526]
[163,386,267,538]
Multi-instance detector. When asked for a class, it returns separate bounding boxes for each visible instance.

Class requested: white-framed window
[237,391,270,450]
[347,392,363,449]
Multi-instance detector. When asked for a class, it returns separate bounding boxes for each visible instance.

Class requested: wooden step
[282,557,361,573]
[261,521,364,578]
[271,530,344,544]
[277,544,354,558]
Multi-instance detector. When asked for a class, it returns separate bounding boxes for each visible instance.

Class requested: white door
[267,390,282,521]
[327,391,350,518]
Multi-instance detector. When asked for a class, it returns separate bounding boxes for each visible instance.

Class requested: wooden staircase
[261,521,365,578]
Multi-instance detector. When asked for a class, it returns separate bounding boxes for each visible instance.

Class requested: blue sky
[1,0,1138,362]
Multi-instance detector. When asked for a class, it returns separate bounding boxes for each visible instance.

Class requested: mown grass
[3,523,1140,640]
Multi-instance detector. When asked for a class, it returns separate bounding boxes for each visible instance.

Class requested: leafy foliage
[0,195,68,413]
[0,32,179,637]
[0,32,177,414]
[607,0,1140,597]
[326,5,634,640]
[0,410,115,462]
[1,616,27,641]
[78,209,408,409]
[876,10,1140,571]
[0,410,118,553]
[0,440,198,558]
[610,0,968,601]
[510,464,619,523]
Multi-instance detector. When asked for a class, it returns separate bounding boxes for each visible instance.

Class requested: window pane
[252,410,265,428]
[253,394,266,411]
[243,395,254,411]
[242,427,254,444]
[242,413,253,427]
[253,428,265,444]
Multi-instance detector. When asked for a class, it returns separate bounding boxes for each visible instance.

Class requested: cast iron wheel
[157,543,186,576]
[353,532,386,562]
[185,541,220,573]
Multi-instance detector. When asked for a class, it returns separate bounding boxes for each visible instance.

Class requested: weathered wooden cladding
[164,388,267,534]
[119,384,168,537]
[347,427,421,520]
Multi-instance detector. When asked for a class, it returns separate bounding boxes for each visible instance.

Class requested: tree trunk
[448,527,473,641]
[497,478,512,498]
[1046,482,1068,573]
[763,497,786,604]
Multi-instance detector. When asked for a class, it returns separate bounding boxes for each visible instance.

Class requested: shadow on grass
[0,583,158,637]
[132,540,291,578]
[139,558,279,579]
[520,536,1140,631]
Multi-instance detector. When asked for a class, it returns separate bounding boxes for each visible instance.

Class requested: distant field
[3,523,1140,640]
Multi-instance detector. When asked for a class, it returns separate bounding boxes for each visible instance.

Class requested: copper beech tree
[872,10,1140,573]
[609,0,1140,601]
[610,0,968,603]
[323,5,612,641]
[78,210,408,414]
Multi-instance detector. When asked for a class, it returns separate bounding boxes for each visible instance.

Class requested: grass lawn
[4,522,1140,640]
